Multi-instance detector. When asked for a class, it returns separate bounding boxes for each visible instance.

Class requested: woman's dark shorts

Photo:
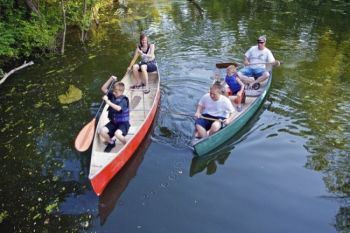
[138,60,157,72]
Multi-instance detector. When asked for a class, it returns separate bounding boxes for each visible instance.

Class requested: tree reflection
[202,0,350,231]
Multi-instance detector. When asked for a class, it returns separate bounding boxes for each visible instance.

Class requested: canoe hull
[89,69,160,196]
[90,93,159,195]
[193,76,272,156]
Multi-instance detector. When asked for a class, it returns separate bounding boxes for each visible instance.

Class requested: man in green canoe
[194,82,235,138]
[237,35,280,88]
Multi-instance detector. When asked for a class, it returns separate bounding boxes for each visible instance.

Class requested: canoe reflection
[98,135,151,225]
[190,146,232,177]
[190,98,269,176]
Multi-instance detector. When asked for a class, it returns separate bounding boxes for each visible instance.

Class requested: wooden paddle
[200,115,225,122]
[168,111,225,122]
[216,60,282,69]
[246,61,283,66]
[74,79,116,152]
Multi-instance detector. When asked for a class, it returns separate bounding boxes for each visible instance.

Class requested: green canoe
[192,74,272,156]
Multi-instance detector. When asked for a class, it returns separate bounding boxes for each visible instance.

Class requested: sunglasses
[257,41,265,44]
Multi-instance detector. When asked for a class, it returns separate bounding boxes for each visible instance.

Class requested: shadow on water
[189,100,271,177]
[98,136,151,225]
[98,106,156,225]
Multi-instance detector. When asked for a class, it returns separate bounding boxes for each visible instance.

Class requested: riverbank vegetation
[0,0,127,79]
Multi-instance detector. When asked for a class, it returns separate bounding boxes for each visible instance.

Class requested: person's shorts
[239,67,266,78]
[105,121,130,137]
[195,114,226,130]
[138,61,157,72]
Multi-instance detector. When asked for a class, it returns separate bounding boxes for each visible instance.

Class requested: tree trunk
[81,0,87,42]
[24,0,39,14]
[92,6,99,26]
[61,0,66,55]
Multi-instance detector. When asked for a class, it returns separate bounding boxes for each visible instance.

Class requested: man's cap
[257,35,266,43]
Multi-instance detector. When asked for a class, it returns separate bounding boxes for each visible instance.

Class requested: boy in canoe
[99,76,130,152]
[194,82,235,138]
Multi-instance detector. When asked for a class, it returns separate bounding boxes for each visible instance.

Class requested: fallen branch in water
[0,61,34,85]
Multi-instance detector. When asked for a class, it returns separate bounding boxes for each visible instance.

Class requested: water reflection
[98,134,151,225]
[190,104,266,177]
[190,149,231,177]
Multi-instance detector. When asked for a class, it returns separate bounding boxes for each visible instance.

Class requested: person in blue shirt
[225,65,245,112]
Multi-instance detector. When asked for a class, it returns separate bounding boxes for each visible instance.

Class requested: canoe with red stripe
[89,69,160,196]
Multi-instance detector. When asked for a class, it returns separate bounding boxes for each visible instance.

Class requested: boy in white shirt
[194,82,235,138]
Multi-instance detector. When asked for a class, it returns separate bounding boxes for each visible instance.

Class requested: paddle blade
[216,62,240,69]
[75,118,96,152]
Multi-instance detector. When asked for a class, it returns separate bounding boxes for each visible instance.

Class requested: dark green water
[1,0,350,232]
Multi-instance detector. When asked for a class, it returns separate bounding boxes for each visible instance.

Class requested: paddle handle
[94,100,105,119]
[246,60,282,66]
[200,115,224,123]
[74,77,116,152]
[166,111,224,122]
[216,60,282,69]
[96,77,117,117]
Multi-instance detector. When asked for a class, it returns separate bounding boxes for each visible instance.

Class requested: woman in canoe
[127,32,157,94]
[194,82,235,138]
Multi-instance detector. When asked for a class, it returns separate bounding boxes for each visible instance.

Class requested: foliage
[0,210,9,223]
[18,15,59,56]
[65,1,92,31]
[0,22,17,58]
[0,0,151,69]
[0,0,98,67]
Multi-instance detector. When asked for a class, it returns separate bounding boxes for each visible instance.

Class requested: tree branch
[0,61,34,85]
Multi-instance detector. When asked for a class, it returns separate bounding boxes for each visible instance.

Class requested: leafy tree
[0,0,98,70]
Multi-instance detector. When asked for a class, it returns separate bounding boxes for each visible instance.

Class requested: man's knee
[261,71,270,78]
[195,123,204,131]
[211,121,221,131]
